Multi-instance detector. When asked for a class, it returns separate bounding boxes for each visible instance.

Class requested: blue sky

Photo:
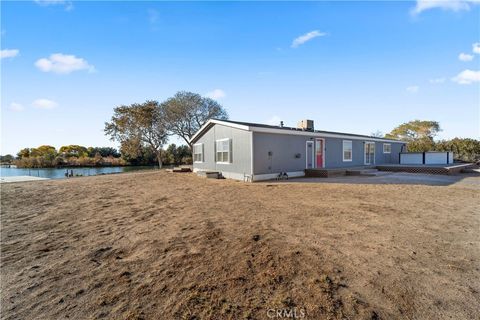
[1,0,479,155]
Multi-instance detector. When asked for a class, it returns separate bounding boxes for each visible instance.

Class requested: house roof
[190,118,404,144]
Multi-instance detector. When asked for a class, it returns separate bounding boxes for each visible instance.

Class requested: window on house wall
[383,143,391,154]
[216,139,231,163]
[193,143,203,162]
[343,140,352,161]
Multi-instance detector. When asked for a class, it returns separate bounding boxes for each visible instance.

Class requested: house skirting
[252,171,305,181]
[193,168,305,182]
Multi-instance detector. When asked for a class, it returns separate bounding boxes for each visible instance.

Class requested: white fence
[400,153,423,164]
[400,152,454,165]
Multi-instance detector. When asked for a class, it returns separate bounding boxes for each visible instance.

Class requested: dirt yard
[1,171,479,319]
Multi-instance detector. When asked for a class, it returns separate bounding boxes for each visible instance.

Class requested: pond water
[0,166,158,179]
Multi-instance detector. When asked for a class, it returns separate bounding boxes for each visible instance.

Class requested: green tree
[176,144,191,164]
[162,91,228,148]
[386,120,441,152]
[0,154,14,163]
[105,101,169,168]
[59,145,88,157]
[385,120,441,141]
[435,138,480,162]
[23,145,58,167]
[87,147,120,158]
[120,141,157,165]
[17,148,31,158]
[405,137,436,152]
[163,144,178,165]
[162,144,192,165]
[30,145,57,159]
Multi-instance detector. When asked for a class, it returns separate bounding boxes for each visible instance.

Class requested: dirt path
[1,171,479,319]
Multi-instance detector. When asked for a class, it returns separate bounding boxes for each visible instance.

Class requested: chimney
[297,119,314,131]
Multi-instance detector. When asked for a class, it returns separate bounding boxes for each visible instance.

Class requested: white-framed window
[193,143,203,162]
[383,143,391,154]
[343,140,352,162]
[216,138,231,163]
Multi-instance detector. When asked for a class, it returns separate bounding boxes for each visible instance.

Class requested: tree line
[4,144,192,168]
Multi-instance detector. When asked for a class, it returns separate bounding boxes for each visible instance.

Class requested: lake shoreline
[0,165,160,180]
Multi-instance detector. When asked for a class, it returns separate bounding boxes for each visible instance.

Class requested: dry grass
[1,171,479,319]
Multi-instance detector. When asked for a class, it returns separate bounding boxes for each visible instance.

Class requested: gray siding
[376,141,403,165]
[253,133,310,174]
[253,132,404,174]
[324,139,404,168]
[193,124,252,176]
[323,138,364,168]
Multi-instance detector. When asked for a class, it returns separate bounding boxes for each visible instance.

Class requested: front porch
[305,166,378,178]
[305,163,475,177]
[375,163,475,175]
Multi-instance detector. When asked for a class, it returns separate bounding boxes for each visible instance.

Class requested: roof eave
[189,119,251,144]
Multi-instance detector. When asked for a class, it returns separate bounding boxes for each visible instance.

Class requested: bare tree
[162,91,228,148]
[105,101,169,168]
[370,130,384,138]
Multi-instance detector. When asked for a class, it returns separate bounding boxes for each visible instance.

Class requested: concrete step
[196,171,222,179]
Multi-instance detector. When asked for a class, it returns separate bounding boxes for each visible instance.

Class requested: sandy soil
[1,171,479,319]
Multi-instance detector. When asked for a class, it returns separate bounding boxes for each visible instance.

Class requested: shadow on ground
[261,171,480,188]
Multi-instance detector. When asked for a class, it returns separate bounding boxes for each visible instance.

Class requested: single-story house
[190,119,406,181]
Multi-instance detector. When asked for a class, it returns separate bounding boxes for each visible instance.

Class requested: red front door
[315,139,324,168]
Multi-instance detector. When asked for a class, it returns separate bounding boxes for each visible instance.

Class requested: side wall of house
[324,139,404,168]
[252,132,405,174]
[376,141,404,165]
[192,124,252,179]
[252,132,310,176]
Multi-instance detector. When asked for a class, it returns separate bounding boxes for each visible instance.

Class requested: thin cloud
[406,85,420,93]
[429,77,446,84]
[459,53,474,61]
[473,42,480,54]
[148,9,159,24]
[35,53,95,74]
[291,30,327,48]
[32,98,58,110]
[451,69,480,84]
[205,89,226,100]
[257,71,274,77]
[1,49,19,59]
[9,102,24,112]
[410,0,479,15]
[34,0,73,11]
[147,9,160,31]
